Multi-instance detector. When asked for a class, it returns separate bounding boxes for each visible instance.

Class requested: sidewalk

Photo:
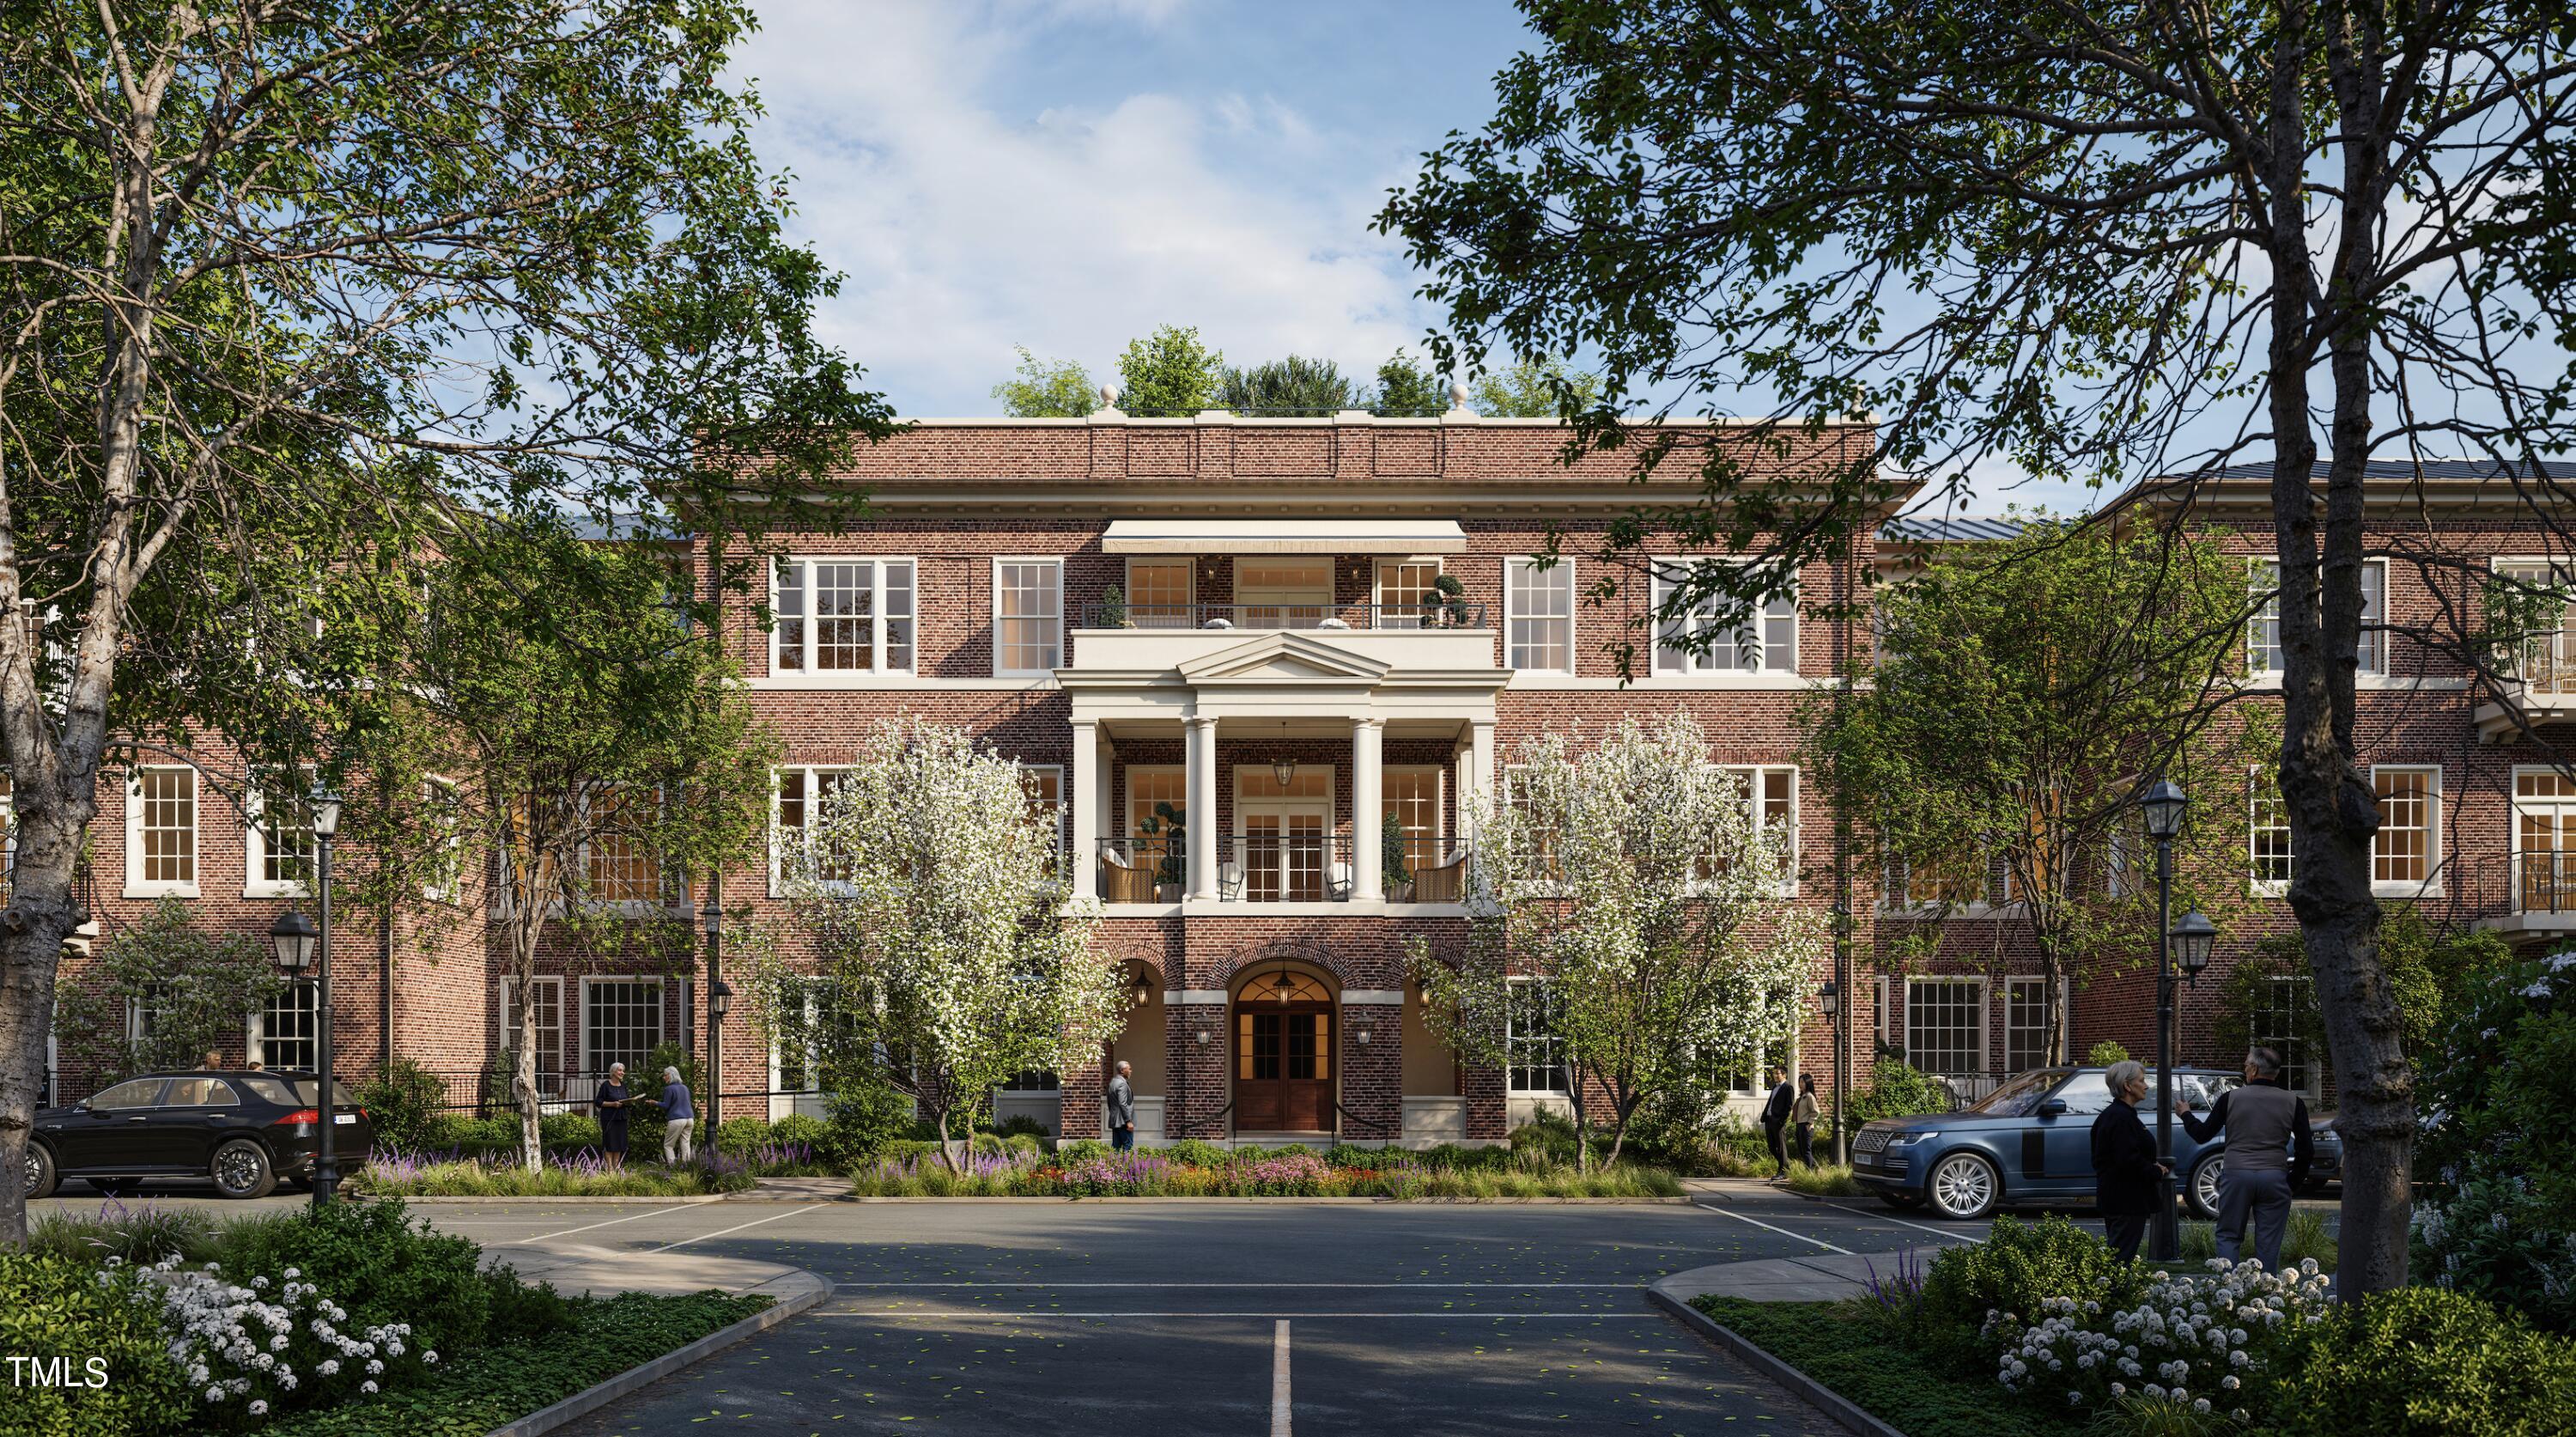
[482,1239,827,1306]
[1651,1251,1900,1306]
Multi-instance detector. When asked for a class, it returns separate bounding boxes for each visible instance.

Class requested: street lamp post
[1819,980,1844,1163]
[2140,779,2186,1259]
[311,791,343,1206]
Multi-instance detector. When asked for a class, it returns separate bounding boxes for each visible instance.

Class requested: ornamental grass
[843,1147,1682,1198]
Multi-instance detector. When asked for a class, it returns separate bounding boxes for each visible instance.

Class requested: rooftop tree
[1217,355,1358,415]
[1379,0,2576,1298]
[0,0,889,1242]
[1114,325,1225,414]
[993,345,1097,417]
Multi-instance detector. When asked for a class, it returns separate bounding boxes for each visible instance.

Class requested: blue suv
[1849,1066,2342,1221]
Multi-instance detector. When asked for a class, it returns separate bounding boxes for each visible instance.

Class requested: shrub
[2261,1287,2576,1437]
[2413,1168,2576,1336]
[1993,1257,2336,1422]
[769,1113,829,1151]
[1057,1139,1111,1162]
[820,1074,911,1166]
[1510,1109,1579,1162]
[713,1117,774,1157]
[1846,1057,1956,1135]
[1917,1216,2152,1369]
[208,1198,495,1360]
[2085,1039,2133,1067]
[354,1060,454,1153]
[992,1113,1049,1139]
[537,1112,600,1150]
[1163,1139,1233,1168]
[0,1247,189,1436]
[27,1198,216,1268]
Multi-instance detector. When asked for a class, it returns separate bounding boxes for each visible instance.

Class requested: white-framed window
[2250,769,2293,895]
[1904,977,1985,1076]
[1653,562,1796,674]
[772,557,915,674]
[252,981,319,1071]
[2513,767,2576,914]
[1505,557,1575,673]
[2003,977,2051,1073]
[581,977,665,1079]
[1375,559,1443,630]
[1882,849,2008,910]
[2251,974,2322,1100]
[1383,766,1445,867]
[2494,559,2576,692]
[1709,766,1798,887]
[993,558,1064,675]
[771,977,829,1096]
[2371,764,2440,892]
[2248,557,2386,676]
[499,977,564,1090]
[125,765,199,898]
[772,765,856,890]
[126,983,171,1050]
[1125,557,1194,630]
[243,770,319,898]
[582,787,665,905]
[1504,977,1569,1093]
[1020,764,1066,869]
[422,776,464,901]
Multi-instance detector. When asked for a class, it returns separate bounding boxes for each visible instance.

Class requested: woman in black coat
[2089,1060,2169,1262]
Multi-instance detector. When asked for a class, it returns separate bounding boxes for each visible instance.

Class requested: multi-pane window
[2251,771,2294,892]
[2251,975,2318,1098]
[583,978,665,1079]
[1126,558,1193,629]
[130,766,197,894]
[422,777,463,901]
[1376,561,1442,630]
[994,559,1063,674]
[257,982,319,1071]
[1709,766,1797,882]
[127,983,170,1050]
[1653,563,1796,674]
[585,788,663,904]
[1905,979,1985,1076]
[2495,561,2576,691]
[500,977,563,1091]
[2248,557,2385,675]
[1506,558,1574,673]
[2004,977,2051,1073]
[773,558,914,674]
[1884,849,2005,908]
[2516,769,2576,913]
[1020,764,1066,869]
[247,776,318,897]
[1505,979,1569,1093]
[774,766,855,886]
[2372,767,2439,887]
[1383,768,1444,855]
[773,978,835,1094]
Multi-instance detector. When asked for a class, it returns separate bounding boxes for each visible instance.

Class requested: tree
[1369,350,1450,417]
[993,346,1097,417]
[1115,325,1225,414]
[1216,355,1357,415]
[0,1,887,1243]
[1801,521,2273,1064]
[1469,356,1601,417]
[1379,0,2576,1298]
[345,517,779,1171]
[773,719,1126,1168]
[1411,715,1824,1169]
[51,900,282,1083]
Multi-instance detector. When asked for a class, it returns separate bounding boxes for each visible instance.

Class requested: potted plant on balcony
[1419,573,1470,628]
[1137,801,1187,901]
[1382,811,1414,901]
[1098,582,1133,629]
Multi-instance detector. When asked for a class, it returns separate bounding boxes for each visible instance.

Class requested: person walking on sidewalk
[1790,1075,1821,1169]
[1106,1060,1136,1152]
[2090,1061,2169,1262]
[2182,1046,2313,1271]
[1759,1067,1795,1179]
[653,1067,696,1166]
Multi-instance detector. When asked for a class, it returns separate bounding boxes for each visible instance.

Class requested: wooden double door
[1235,1003,1334,1132]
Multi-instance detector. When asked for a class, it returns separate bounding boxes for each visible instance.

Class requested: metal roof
[1875,515,2026,544]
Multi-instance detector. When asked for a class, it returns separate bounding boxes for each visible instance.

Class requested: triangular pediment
[1175,630,1393,685]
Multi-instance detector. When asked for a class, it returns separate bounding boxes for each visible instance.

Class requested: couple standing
[1759,1068,1821,1178]
[2090,1047,2312,1268]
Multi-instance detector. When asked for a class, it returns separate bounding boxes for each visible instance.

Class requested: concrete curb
[1645,1287,1903,1437]
[483,1268,828,1437]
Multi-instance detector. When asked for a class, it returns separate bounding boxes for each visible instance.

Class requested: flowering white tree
[1412,714,1825,1169]
[778,718,1127,1167]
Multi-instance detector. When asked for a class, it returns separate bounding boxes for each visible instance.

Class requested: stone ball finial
[1448,381,1472,410]
[1099,383,1120,409]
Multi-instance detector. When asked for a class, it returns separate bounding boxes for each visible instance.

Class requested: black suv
[22,1070,372,1201]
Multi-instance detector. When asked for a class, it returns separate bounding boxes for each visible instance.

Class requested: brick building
[27,412,2574,1145]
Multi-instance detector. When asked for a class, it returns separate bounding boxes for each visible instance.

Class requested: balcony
[2480,850,2576,936]
[2475,630,2576,741]
[1071,601,1496,676]
[1095,835,1470,906]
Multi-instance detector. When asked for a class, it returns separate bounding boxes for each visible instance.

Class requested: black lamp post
[2140,778,2186,1258]
[702,899,725,1130]
[300,790,343,1206]
[1818,979,1844,1160]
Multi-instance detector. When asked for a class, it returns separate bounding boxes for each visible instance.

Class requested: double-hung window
[2004,977,2051,1073]
[2250,769,2294,894]
[245,770,318,898]
[499,977,563,1096]
[585,788,664,905]
[253,982,319,1071]
[774,766,855,890]
[1505,978,1569,1093]
[125,766,198,898]
[1505,558,1574,673]
[2494,560,2576,691]
[2371,765,2440,892]
[993,559,1064,675]
[2248,557,2386,677]
[1375,560,1443,630]
[1904,978,1985,1077]
[773,558,915,675]
[1707,766,1798,886]
[1653,562,1796,673]
[1020,764,1066,871]
[581,977,665,1081]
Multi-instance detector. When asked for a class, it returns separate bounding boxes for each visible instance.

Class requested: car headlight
[1886,1131,1939,1146]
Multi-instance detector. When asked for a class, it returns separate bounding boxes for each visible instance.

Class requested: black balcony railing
[1222,833,1354,903]
[1081,600,1486,631]
[2516,850,2576,914]
[1096,832,1471,903]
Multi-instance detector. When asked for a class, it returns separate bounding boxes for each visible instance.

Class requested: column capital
[1186,714,1218,731]
[1353,715,1386,731]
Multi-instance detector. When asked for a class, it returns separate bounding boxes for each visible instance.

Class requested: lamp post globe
[2174,911,2218,978]
[269,910,318,972]
[2141,778,2188,841]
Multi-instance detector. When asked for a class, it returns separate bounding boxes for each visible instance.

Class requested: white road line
[828,1282,1634,1289]
[645,1203,822,1255]
[1819,1201,1980,1244]
[1691,1200,1854,1255]
[1272,1318,1292,1437]
[818,1311,1627,1319]
[508,1203,707,1246]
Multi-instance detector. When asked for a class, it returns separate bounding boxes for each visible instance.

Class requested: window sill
[244,881,311,900]
[2372,881,2444,899]
[123,884,198,900]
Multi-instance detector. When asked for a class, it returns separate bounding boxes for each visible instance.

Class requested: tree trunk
[0,804,88,1247]
[509,858,550,1173]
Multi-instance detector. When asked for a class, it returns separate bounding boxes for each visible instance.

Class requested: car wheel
[1878,1190,1925,1211]
[21,1144,57,1201]
[1927,1151,2000,1220]
[2189,1152,2225,1221]
[211,1139,277,1200]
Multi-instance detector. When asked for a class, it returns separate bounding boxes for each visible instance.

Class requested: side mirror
[2036,1099,2068,1117]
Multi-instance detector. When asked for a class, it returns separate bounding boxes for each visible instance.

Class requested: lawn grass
[1778,1162,1868,1197]
[255,1289,769,1437]
[1688,1296,2086,1437]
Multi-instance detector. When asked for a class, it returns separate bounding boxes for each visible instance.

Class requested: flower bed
[345,1146,758,1197]
[846,1144,1682,1198]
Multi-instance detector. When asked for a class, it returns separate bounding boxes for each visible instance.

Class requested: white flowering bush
[1991,1257,2336,1424]
[134,1256,440,1428]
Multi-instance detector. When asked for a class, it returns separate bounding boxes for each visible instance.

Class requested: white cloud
[738,0,1438,415]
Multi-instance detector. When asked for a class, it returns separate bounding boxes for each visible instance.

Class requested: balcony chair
[1100,844,1156,904]
[1408,849,1467,903]
[1327,859,1353,902]
[1218,857,1244,902]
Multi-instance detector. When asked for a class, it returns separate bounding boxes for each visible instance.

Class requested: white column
[1466,718,1498,844]
[1093,727,1115,857]
[1352,716,1385,902]
[1069,719,1098,902]
[1186,715,1219,900]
